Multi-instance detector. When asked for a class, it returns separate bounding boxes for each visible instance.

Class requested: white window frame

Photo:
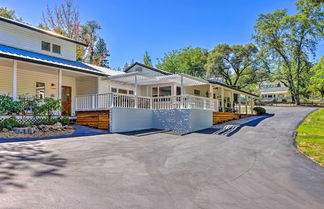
[52,44,62,54]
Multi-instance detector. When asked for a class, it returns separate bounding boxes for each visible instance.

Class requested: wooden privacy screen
[213,112,241,124]
[76,110,110,130]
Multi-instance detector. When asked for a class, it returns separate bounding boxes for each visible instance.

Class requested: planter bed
[0,123,75,139]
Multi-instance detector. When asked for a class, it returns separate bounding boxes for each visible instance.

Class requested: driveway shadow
[0,142,67,193]
[197,113,274,137]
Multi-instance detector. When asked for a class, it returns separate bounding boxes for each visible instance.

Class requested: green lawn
[296,108,324,166]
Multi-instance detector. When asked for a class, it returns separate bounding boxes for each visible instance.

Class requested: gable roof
[0,16,87,47]
[0,44,106,76]
[124,62,172,75]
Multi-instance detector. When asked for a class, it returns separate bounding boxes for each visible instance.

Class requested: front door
[62,86,72,116]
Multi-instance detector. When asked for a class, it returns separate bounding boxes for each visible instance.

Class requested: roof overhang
[0,44,106,76]
[0,16,88,47]
[108,72,209,86]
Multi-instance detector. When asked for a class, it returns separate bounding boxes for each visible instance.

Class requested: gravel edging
[0,129,75,139]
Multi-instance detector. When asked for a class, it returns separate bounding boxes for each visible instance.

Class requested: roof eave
[124,62,172,75]
[0,16,88,47]
[0,53,105,76]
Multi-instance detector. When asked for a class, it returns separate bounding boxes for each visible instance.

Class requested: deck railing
[74,93,219,112]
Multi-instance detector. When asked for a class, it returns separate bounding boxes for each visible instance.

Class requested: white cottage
[0,16,256,133]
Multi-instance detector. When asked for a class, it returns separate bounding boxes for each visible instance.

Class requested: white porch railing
[74,93,219,112]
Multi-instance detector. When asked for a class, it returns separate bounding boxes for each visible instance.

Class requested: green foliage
[205,43,263,89]
[253,0,324,104]
[253,106,266,115]
[94,37,110,67]
[0,117,27,130]
[309,57,324,100]
[296,108,324,166]
[38,118,59,126]
[39,98,61,120]
[157,47,208,77]
[0,95,18,114]
[143,51,153,67]
[0,7,21,20]
[59,116,70,126]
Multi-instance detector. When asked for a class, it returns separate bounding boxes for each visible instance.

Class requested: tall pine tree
[143,51,153,67]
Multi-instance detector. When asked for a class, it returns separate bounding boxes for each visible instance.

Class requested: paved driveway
[0,107,323,209]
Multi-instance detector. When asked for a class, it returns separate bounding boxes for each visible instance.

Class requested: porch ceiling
[107,72,209,86]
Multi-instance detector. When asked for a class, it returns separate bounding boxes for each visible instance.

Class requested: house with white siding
[0,16,257,133]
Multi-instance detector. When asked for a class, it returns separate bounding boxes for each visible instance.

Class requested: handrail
[74,93,219,112]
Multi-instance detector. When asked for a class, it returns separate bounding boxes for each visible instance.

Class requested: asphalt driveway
[0,107,323,209]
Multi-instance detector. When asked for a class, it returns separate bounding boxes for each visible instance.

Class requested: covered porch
[74,72,256,114]
[0,57,101,116]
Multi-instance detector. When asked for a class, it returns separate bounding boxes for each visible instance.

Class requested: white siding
[0,65,12,95]
[0,64,77,112]
[76,77,98,95]
[0,21,76,60]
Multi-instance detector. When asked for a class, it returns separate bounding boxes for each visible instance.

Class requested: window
[111,88,117,93]
[52,44,61,54]
[152,87,158,97]
[41,41,50,51]
[129,90,134,95]
[159,86,171,97]
[194,89,200,96]
[36,82,45,99]
[176,86,181,95]
[118,89,128,94]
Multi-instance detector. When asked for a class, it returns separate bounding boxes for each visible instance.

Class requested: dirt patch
[0,129,75,139]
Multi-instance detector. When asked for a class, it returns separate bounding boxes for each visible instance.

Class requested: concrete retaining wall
[190,109,213,132]
[110,107,153,133]
[110,108,213,133]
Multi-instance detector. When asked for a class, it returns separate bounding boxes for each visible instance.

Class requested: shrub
[39,98,61,120]
[59,116,70,126]
[0,117,29,130]
[281,98,287,103]
[37,118,59,125]
[253,106,266,115]
[0,95,19,114]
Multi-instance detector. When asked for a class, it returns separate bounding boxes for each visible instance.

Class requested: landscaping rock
[13,127,36,134]
[63,125,73,130]
[54,122,63,127]
[2,128,9,133]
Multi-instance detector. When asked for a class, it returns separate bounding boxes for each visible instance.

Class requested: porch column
[58,69,62,100]
[245,96,248,114]
[238,94,241,114]
[231,91,234,113]
[12,60,17,101]
[221,86,224,112]
[180,74,184,108]
[134,74,138,108]
[209,84,213,110]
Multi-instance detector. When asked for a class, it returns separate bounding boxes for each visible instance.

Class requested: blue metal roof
[0,44,103,75]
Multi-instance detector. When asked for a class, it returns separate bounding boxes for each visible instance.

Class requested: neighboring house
[258,82,290,101]
[0,16,257,133]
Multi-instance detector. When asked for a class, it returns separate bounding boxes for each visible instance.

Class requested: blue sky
[1,0,323,69]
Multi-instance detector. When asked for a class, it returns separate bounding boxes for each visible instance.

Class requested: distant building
[258,82,290,100]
